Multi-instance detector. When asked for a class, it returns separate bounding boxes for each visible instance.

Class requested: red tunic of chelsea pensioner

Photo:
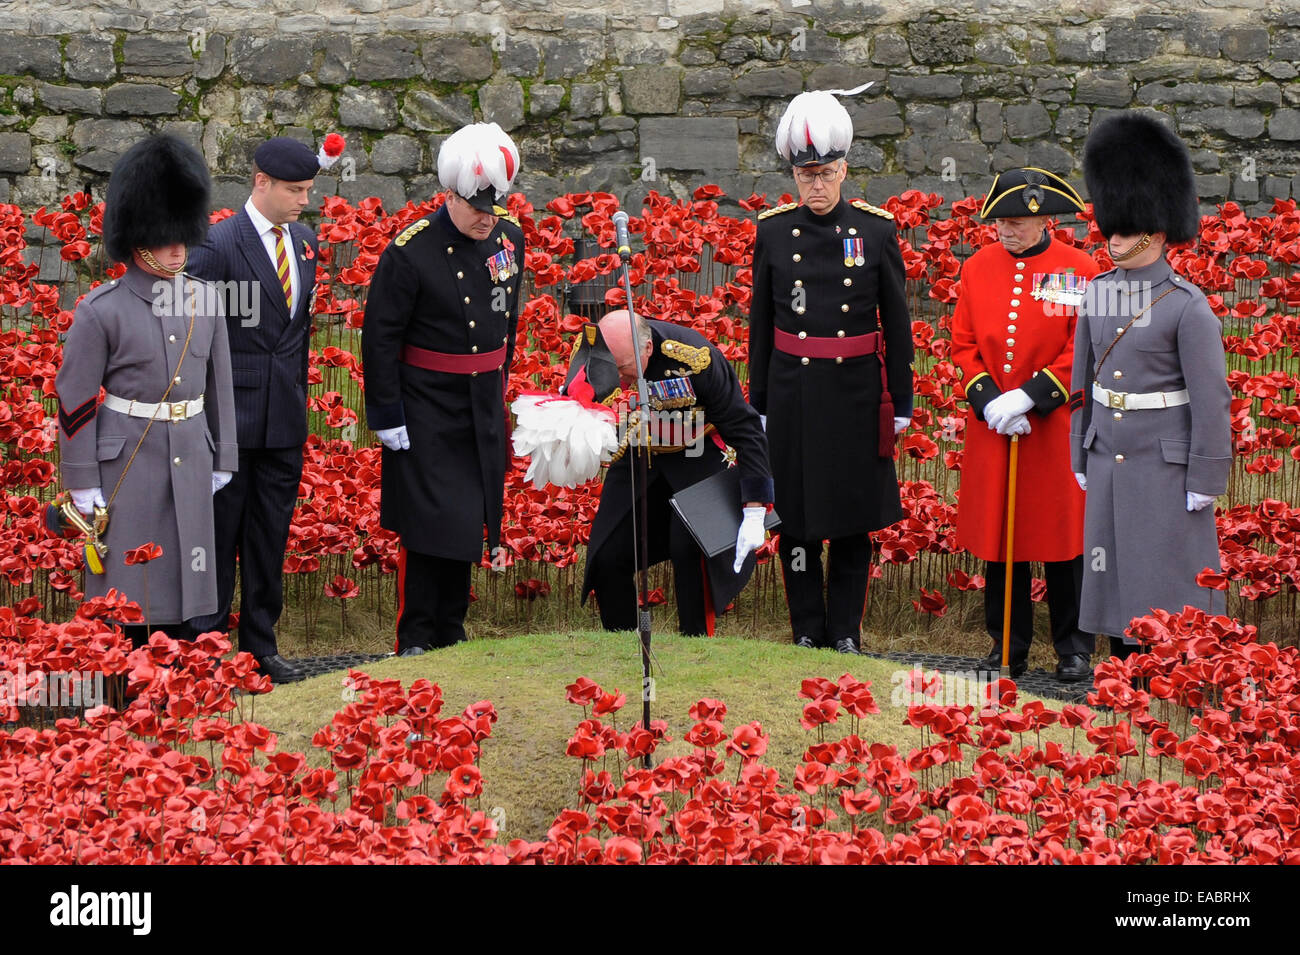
[951,236,1100,562]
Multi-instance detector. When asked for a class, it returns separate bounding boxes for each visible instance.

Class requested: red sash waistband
[400,343,507,374]
[773,328,881,360]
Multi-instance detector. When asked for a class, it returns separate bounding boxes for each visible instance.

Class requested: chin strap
[1109,233,1152,262]
[136,247,188,275]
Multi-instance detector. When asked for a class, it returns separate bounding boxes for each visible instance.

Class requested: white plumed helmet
[775,83,873,166]
[437,122,521,211]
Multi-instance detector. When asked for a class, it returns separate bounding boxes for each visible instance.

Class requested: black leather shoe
[1055,653,1093,683]
[398,646,427,657]
[976,650,1026,678]
[834,638,859,655]
[256,654,306,684]
[794,635,816,649]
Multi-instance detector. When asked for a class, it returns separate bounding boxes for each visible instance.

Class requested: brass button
[457,271,464,279]
[1008,311,1018,319]
[1013,287,1022,294]
[975,383,983,391]
[168,335,176,343]
[835,357,843,364]
[848,228,857,235]
[173,456,182,466]
[837,330,845,338]
[797,331,807,339]
[1115,328,1122,335]
[1010,299,1020,306]
[502,336,507,344]
[843,278,852,287]
[507,286,513,293]
[1115,454,1125,463]
[792,253,801,262]
[1052,391,1060,398]
[841,304,849,312]
[471,346,479,353]
[173,376,182,384]
[1003,363,1012,372]
[447,246,453,254]
[794,280,803,288]
[792,228,800,237]
[1015,262,1025,270]
[471,371,478,377]
[1005,351,1014,360]
[1113,411,1122,420]
[1007,324,1016,333]
[1006,338,1015,346]
[795,306,806,315]
[800,357,810,366]
[464,296,471,304]
[469,321,476,328]
[1113,370,1123,379]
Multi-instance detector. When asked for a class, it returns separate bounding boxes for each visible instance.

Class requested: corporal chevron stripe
[58,395,98,438]
[271,225,292,309]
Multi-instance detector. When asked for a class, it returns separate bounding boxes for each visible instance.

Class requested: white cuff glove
[733,506,767,573]
[377,426,410,451]
[997,413,1031,437]
[984,388,1034,433]
[759,414,767,432]
[212,470,233,495]
[1187,491,1214,512]
[893,416,910,435]
[70,487,106,516]
[1074,472,1087,491]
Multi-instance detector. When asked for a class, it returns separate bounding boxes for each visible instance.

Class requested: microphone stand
[617,235,654,769]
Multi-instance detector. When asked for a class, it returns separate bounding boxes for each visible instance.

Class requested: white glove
[377,426,410,451]
[984,388,1034,433]
[733,506,767,573]
[997,413,1031,437]
[1074,472,1087,491]
[1187,491,1214,512]
[759,414,767,432]
[70,487,106,516]
[212,470,233,495]
[893,416,910,435]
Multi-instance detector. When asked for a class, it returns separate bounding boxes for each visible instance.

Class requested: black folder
[668,468,781,557]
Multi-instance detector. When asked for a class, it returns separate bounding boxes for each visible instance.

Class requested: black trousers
[779,532,873,648]
[588,471,707,636]
[121,622,192,650]
[188,445,303,660]
[983,556,1092,663]
[396,548,473,651]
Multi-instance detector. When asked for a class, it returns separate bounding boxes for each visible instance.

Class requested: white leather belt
[104,393,205,422]
[1092,382,1189,411]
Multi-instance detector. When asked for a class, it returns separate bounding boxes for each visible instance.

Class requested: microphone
[612,210,631,261]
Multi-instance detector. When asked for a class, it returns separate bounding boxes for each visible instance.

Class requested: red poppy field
[1,186,1298,862]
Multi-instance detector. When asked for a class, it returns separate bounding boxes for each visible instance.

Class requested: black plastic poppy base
[874,651,1095,704]
[288,652,389,679]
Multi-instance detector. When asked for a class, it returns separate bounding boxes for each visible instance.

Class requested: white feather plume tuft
[437,122,520,202]
[510,394,619,489]
[775,90,858,162]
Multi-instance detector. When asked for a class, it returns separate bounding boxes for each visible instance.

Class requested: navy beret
[253,137,319,181]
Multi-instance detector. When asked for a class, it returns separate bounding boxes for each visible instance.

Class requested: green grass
[253,630,1078,842]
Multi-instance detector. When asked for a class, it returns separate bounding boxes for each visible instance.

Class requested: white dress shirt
[245,198,300,317]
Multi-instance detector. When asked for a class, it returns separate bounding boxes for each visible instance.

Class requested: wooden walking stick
[1001,434,1020,680]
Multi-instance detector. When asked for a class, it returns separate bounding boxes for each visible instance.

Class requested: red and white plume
[774,84,872,162]
[510,393,619,489]
[438,122,520,203]
[317,132,346,170]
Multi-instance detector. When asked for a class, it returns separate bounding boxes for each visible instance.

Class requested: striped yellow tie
[271,225,293,310]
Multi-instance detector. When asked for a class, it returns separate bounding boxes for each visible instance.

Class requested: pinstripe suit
[186,203,318,658]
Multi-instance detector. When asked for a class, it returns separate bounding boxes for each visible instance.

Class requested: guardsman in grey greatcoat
[747,89,914,654]
[56,135,238,646]
[1070,113,1231,657]
[362,123,525,655]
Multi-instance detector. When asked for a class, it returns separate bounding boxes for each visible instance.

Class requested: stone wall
[2,0,1299,239]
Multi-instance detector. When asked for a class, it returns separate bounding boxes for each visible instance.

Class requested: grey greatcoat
[56,264,238,625]
[1070,258,1232,639]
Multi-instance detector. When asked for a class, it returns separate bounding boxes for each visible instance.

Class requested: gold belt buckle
[1107,391,1127,410]
[169,401,188,421]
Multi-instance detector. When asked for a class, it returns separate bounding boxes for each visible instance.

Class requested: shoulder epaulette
[661,339,711,374]
[851,198,894,220]
[757,202,798,220]
[499,213,521,227]
[393,218,430,247]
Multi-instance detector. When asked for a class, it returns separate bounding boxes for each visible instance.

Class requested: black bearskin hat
[1083,112,1200,244]
[102,135,211,263]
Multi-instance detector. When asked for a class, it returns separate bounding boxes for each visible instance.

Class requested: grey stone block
[973,34,1021,66]
[479,81,525,132]
[907,21,972,65]
[991,141,1029,170]
[36,83,103,115]
[316,35,352,86]
[1054,27,1106,64]
[622,65,683,114]
[370,134,422,174]
[196,35,226,82]
[338,173,407,213]
[239,89,268,124]
[1229,174,1259,201]
[1195,173,1229,199]
[28,116,68,142]
[1095,23,1162,63]
[890,73,963,100]
[1055,106,1091,139]
[683,68,732,98]
[1264,175,1291,199]
[719,37,758,66]
[1235,83,1282,107]
[0,133,31,174]
[1221,27,1269,61]
[847,140,885,173]
[1189,148,1221,172]
[680,45,715,67]
[1027,142,1076,174]
[105,84,181,117]
[422,37,494,83]
[354,37,420,81]
[862,173,908,204]
[976,101,1003,143]
[848,99,905,138]
[1032,76,1074,105]
[529,83,565,119]
[1275,30,1300,61]
[639,116,739,171]
[734,67,801,98]
[337,87,398,131]
[570,83,604,119]
[1182,18,1220,57]
[0,35,61,80]
[230,36,313,85]
[1270,108,1300,141]
[71,119,146,173]
[501,38,541,78]
[871,32,912,67]
[122,36,194,79]
[401,89,473,132]
[1136,82,1232,107]
[599,116,636,132]
[806,65,886,93]
[1179,106,1266,139]
[64,36,116,83]
[1005,102,1052,139]
[905,103,949,136]
[1075,71,1133,106]
[541,36,604,80]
